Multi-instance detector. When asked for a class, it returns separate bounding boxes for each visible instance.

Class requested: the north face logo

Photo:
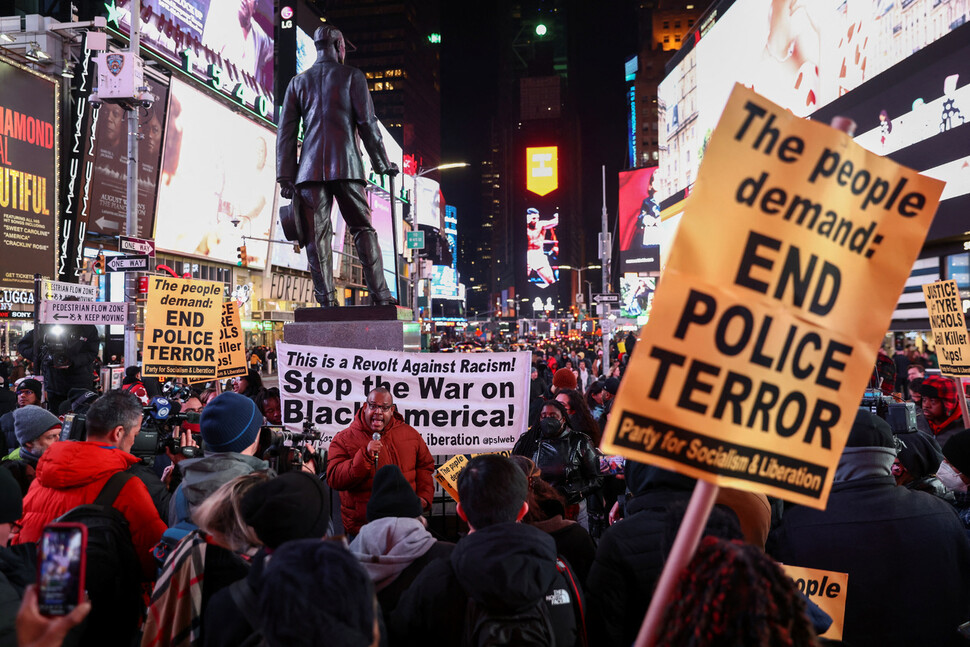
[546,588,570,606]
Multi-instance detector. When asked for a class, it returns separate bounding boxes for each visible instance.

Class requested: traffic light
[93,251,105,275]
[237,244,248,268]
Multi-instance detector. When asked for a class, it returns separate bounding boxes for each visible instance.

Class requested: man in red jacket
[327,387,434,536]
[14,390,167,577]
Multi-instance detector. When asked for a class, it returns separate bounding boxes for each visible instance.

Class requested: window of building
[675,21,681,28]
[664,35,670,43]
[662,21,669,28]
[675,35,681,42]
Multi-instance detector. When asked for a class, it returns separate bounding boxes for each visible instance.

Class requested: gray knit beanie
[14,405,61,446]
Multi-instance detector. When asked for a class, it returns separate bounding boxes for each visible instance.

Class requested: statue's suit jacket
[276,59,391,184]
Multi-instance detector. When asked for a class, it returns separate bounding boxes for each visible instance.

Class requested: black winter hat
[256,539,375,647]
[0,468,22,524]
[241,472,330,549]
[16,379,42,402]
[604,377,620,395]
[896,432,944,479]
[366,465,423,522]
[625,460,695,496]
[846,410,895,448]
[943,429,970,477]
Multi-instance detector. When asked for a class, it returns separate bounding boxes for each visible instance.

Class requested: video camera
[61,396,202,462]
[860,389,918,435]
[258,419,323,474]
[41,325,80,370]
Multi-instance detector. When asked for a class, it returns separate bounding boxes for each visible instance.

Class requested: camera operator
[17,321,100,415]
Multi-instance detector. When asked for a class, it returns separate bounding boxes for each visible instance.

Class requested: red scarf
[929,408,963,436]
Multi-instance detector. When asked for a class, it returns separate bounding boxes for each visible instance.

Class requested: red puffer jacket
[13,441,167,577]
[326,408,434,535]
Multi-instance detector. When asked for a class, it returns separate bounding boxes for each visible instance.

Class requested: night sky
[439,0,639,308]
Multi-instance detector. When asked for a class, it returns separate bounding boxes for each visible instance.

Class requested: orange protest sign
[600,84,944,509]
[434,451,513,502]
[142,276,222,379]
[922,279,970,377]
[217,301,248,379]
[782,564,848,640]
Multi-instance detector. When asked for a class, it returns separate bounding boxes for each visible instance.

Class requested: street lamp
[411,162,470,324]
[558,264,601,315]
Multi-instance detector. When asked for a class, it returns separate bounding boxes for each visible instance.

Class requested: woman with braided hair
[656,536,820,647]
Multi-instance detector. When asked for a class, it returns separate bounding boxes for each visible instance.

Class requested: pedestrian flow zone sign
[40,300,128,325]
[40,279,97,302]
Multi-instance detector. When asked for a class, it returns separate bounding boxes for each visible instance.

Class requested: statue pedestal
[283,305,420,352]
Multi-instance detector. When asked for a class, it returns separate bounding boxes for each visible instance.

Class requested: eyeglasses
[367,402,394,412]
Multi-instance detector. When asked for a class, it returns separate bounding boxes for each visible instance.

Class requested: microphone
[372,432,381,468]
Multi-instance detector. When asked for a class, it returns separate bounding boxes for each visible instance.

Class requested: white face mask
[937,461,968,493]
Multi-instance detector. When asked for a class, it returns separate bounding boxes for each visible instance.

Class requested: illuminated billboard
[109,0,274,119]
[368,192,399,300]
[526,146,559,196]
[618,166,661,274]
[518,144,567,304]
[811,22,970,242]
[658,0,970,203]
[83,75,169,238]
[0,59,57,290]
[154,79,276,268]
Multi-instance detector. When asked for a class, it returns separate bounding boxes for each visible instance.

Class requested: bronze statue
[277,25,398,306]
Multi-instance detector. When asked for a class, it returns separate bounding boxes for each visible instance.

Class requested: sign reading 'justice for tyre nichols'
[601,84,944,509]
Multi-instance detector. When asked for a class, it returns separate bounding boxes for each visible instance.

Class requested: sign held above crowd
[601,84,945,510]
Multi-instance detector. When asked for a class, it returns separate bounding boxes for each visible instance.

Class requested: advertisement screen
[368,192,399,300]
[519,146,564,303]
[413,176,443,229]
[84,75,169,238]
[811,23,970,242]
[658,0,970,203]
[430,265,459,298]
[618,167,661,274]
[444,204,457,271]
[154,79,276,268]
[270,199,347,274]
[0,59,57,290]
[619,274,655,321]
[112,0,274,110]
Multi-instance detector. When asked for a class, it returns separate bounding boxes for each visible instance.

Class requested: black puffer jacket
[513,425,602,504]
[390,522,584,647]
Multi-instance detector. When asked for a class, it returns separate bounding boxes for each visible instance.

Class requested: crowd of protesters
[0,329,966,646]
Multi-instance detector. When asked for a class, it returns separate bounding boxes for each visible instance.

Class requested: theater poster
[0,57,58,290]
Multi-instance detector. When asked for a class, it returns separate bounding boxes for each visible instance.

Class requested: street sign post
[40,300,128,325]
[119,236,156,256]
[593,293,620,305]
[406,231,425,250]
[40,279,97,302]
[107,255,153,273]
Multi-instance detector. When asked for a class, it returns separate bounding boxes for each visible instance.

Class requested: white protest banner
[278,342,531,451]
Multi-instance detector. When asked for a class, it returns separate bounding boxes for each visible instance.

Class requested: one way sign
[119,236,155,256]
[107,255,152,272]
[593,293,620,304]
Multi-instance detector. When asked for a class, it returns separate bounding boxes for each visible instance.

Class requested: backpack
[152,484,197,569]
[461,557,588,647]
[54,470,145,641]
[462,595,556,647]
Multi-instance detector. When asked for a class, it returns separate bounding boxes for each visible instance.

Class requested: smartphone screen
[37,523,87,616]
